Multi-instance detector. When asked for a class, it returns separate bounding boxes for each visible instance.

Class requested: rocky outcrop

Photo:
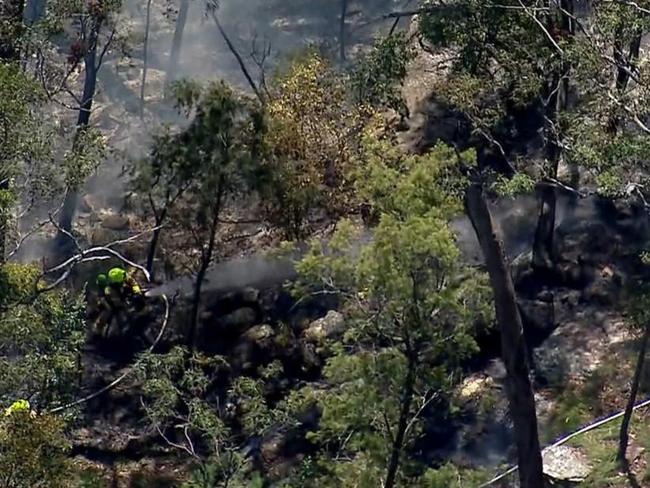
[302,310,345,344]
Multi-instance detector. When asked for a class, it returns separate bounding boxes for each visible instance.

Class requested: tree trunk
[534,1,575,269]
[0,179,7,265]
[618,323,650,467]
[465,182,544,488]
[57,31,99,241]
[166,0,189,87]
[140,0,153,119]
[384,352,416,488]
[145,209,167,278]
[609,28,642,134]
[23,0,45,24]
[532,182,557,272]
[339,0,348,62]
[188,175,225,351]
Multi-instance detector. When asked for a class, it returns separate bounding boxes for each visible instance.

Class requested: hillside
[2,1,650,488]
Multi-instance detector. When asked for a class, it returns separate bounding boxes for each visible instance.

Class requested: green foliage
[492,173,536,197]
[291,138,489,484]
[0,410,72,488]
[137,347,275,485]
[259,52,369,238]
[0,263,86,410]
[0,63,54,219]
[63,128,106,190]
[351,32,415,112]
[419,463,491,487]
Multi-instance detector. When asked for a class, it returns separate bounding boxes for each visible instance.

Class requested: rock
[101,214,130,231]
[261,432,286,466]
[542,445,592,482]
[519,298,556,341]
[245,324,274,344]
[79,194,100,213]
[90,227,123,246]
[241,286,260,304]
[580,266,622,306]
[302,310,345,343]
[299,342,321,373]
[221,307,258,333]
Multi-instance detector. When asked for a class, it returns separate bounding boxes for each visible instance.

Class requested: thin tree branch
[208,7,264,104]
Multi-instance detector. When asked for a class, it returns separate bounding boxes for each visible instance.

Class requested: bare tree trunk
[465,182,544,488]
[188,175,225,351]
[140,0,153,119]
[0,180,7,265]
[618,323,650,468]
[609,28,642,134]
[145,213,165,277]
[533,1,574,271]
[339,0,348,62]
[533,181,557,273]
[57,26,100,241]
[166,0,189,86]
[384,351,416,488]
[23,0,44,24]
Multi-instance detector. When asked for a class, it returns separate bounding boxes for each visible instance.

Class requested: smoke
[145,252,300,298]
[146,194,602,299]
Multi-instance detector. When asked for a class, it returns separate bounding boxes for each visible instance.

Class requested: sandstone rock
[245,324,274,343]
[542,445,592,483]
[101,214,130,231]
[302,310,345,343]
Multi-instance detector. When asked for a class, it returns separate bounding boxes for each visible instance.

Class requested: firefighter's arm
[125,275,142,294]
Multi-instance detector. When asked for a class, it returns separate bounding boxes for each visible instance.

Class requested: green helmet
[5,399,30,417]
[96,274,108,288]
[108,267,127,285]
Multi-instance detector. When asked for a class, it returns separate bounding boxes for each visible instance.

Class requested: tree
[140,0,154,119]
[418,0,574,274]
[0,63,54,264]
[166,81,263,349]
[289,137,491,487]
[130,117,198,277]
[260,52,366,238]
[464,180,544,488]
[0,0,24,60]
[351,31,415,116]
[166,0,190,86]
[0,408,72,488]
[136,346,274,487]
[339,0,348,62]
[0,263,86,410]
[53,0,122,244]
[617,284,650,468]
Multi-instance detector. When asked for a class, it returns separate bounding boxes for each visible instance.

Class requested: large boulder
[101,214,130,231]
[543,445,592,484]
[302,311,345,343]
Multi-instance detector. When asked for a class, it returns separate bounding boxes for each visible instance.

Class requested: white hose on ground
[478,396,650,487]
